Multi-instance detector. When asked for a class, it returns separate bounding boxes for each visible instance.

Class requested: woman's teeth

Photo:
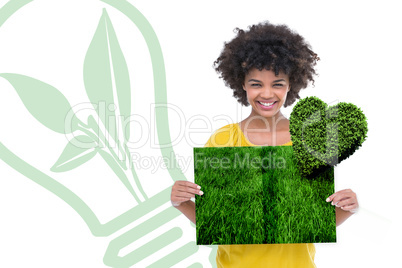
[258,101,275,107]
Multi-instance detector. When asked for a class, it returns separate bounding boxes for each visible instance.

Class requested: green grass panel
[194,146,336,245]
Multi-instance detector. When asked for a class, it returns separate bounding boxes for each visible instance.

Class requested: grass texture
[194,146,336,245]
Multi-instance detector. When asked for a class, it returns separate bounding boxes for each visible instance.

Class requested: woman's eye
[251,84,261,87]
[274,84,284,87]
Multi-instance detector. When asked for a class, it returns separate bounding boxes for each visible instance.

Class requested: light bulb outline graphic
[0,0,214,267]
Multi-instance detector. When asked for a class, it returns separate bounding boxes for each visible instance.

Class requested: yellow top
[204,123,316,268]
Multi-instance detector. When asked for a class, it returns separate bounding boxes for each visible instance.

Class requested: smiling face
[243,68,290,120]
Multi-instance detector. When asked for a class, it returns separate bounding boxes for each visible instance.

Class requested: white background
[1,0,401,267]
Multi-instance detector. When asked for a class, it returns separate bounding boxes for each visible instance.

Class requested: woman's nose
[260,86,274,98]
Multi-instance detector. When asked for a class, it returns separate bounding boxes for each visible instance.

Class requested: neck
[243,111,287,131]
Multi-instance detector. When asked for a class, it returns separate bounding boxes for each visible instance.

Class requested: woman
[171,21,358,267]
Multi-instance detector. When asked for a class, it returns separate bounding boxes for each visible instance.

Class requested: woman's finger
[326,189,353,202]
[173,192,196,199]
[327,190,355,204]
[174,181,203,195]
[176,186,203,195]
[177,181,201,189]
[336,198,356,208]
[341,204,359,213]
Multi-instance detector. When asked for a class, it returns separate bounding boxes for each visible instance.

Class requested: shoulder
[204,123,240,147]
[277,117,292,146]
[282,140,293,146]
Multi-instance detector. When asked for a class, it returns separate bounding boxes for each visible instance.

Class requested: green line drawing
[0,1,216,267]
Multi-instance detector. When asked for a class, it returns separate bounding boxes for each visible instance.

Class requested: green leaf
[83,8,131,143]
[50,135,97,172]
[0,73,79,134]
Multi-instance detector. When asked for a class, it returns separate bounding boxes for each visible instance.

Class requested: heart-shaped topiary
[289,96,368,177]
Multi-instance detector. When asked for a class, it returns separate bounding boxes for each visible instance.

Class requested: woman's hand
[327,189,358,226]
[171,181,203,207]
[326,188,359,213]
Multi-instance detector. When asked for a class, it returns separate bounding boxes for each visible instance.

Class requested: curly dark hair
[214,21,320,107]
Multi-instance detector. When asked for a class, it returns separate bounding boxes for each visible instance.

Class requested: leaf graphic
[50,135,97,172]
[0,73,79,134]
[84,9,131,142]
[97,148,139,203]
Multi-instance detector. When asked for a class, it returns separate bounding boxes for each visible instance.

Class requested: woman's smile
[257,100,277,110]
